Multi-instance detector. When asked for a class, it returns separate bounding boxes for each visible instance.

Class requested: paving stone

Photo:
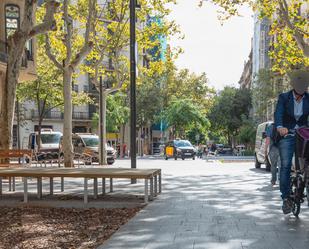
[97,160,309,249]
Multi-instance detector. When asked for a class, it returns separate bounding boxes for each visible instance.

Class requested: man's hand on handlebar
[277,127,289,137]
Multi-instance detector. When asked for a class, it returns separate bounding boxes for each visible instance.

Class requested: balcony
[73,111,91,120]
[31,110,91,121]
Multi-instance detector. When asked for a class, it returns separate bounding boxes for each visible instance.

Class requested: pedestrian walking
[265,123,281,186]
[274,69,309,214]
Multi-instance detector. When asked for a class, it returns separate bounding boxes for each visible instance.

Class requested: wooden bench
[0,149,32,167]
[0,149,32,192]
[0,167,162,204]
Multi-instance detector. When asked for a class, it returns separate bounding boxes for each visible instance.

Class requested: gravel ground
[0,206,142,249]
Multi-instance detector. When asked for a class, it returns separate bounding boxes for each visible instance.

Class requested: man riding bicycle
[274,70,309,214]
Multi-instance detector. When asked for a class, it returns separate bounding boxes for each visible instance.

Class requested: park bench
[0,149,32,191]
[0,167,162,204]
[0,149,32,167]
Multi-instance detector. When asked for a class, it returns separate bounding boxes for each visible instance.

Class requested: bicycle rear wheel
[290,176,301,217]
[292,199,301,217]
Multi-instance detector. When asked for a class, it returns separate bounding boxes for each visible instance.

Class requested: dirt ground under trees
[0,206,142,249]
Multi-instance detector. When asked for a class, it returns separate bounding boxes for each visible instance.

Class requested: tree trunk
[63,69,73,167]
[0,71,12,150]
[0,0,58,151]
[0,35,26,150]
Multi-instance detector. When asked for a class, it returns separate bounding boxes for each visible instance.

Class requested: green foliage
[186,126,208,145]
[92,93,129,132]
[162,67,215,111]
[236,118,256,149]
[251,69,289,121]
[137,76,163,127]
[17,45,92,118]
[162,98,209,138]
[208,87,252,144]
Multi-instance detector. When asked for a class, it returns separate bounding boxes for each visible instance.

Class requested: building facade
[238,48,252,89]
[252,14,271,83]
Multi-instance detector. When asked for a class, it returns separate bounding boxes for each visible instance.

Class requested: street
[99,158,309,249]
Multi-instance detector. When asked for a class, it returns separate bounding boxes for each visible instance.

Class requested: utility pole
[130,0,137,183]
[99,76,104,165]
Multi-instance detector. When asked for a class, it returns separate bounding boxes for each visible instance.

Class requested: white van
[28,129,62,153]
[255,122,272,171]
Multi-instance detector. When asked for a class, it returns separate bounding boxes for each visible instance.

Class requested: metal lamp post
[99,76,104,165]
[130,0,138,183]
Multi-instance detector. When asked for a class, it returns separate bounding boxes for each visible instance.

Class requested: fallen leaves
[0,206,141,249]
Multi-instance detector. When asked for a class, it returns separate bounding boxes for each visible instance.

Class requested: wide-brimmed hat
[289,69,309,94]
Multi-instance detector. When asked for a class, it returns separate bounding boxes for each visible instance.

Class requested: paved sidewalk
[99,160,309,249]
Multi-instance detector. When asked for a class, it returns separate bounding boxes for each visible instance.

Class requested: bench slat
[0,167,161,179]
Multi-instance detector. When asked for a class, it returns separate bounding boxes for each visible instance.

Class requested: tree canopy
[208,87,252,145]
[162,98,209,138]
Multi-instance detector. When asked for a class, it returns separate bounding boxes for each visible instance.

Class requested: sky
[168,1,254,90]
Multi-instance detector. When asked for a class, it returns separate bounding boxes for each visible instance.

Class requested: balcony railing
[73,111,90,120]
[31,110,91,120]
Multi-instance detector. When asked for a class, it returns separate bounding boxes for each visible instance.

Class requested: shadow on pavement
[99,165,309,249]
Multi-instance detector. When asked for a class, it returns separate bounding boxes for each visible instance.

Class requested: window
[5,5,20,39]
[25,39,33,60]
[40,134,62,145]
[73,84,79,92]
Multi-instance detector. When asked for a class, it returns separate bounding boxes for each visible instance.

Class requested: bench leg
[37,177,42,199]
[61,177,64,192]
[159,172,162,193]
[9,177,11,192]
[94,178,98,199]
[23,177,28,203]
[102,178,106,195]
[0,177,2,195]
[49,177,53,195]
[12,177,15,192]
[84,178,88,204]
[150,177,154,201]
[144,179,148,203]
[110,178,113,193]
[154,175,158,196]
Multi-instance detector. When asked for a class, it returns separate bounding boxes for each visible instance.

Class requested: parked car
[60,133,116,165]
[255,121,272,171]
[164,139,196,160]
[216,145,233,156]
[216,144,224,154]
[28,129,62,153]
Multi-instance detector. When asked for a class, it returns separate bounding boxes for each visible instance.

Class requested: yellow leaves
[269,22,309,75]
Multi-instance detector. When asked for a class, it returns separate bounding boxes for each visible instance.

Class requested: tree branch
[28,0,60,38]
[45,34,64,70]
[278,0,309,57]
[64,0,73,66]
[70,0,96,69]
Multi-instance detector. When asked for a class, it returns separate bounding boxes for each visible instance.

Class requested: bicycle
[289,169,307,217]
[288,127,309,217]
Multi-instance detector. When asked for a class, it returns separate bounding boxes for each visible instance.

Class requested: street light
[99,76,104,165]
[130,0,138,183]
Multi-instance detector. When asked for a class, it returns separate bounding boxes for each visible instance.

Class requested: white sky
[168,1,254,90]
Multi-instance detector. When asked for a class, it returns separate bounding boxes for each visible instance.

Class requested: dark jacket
[274,90,309,130]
